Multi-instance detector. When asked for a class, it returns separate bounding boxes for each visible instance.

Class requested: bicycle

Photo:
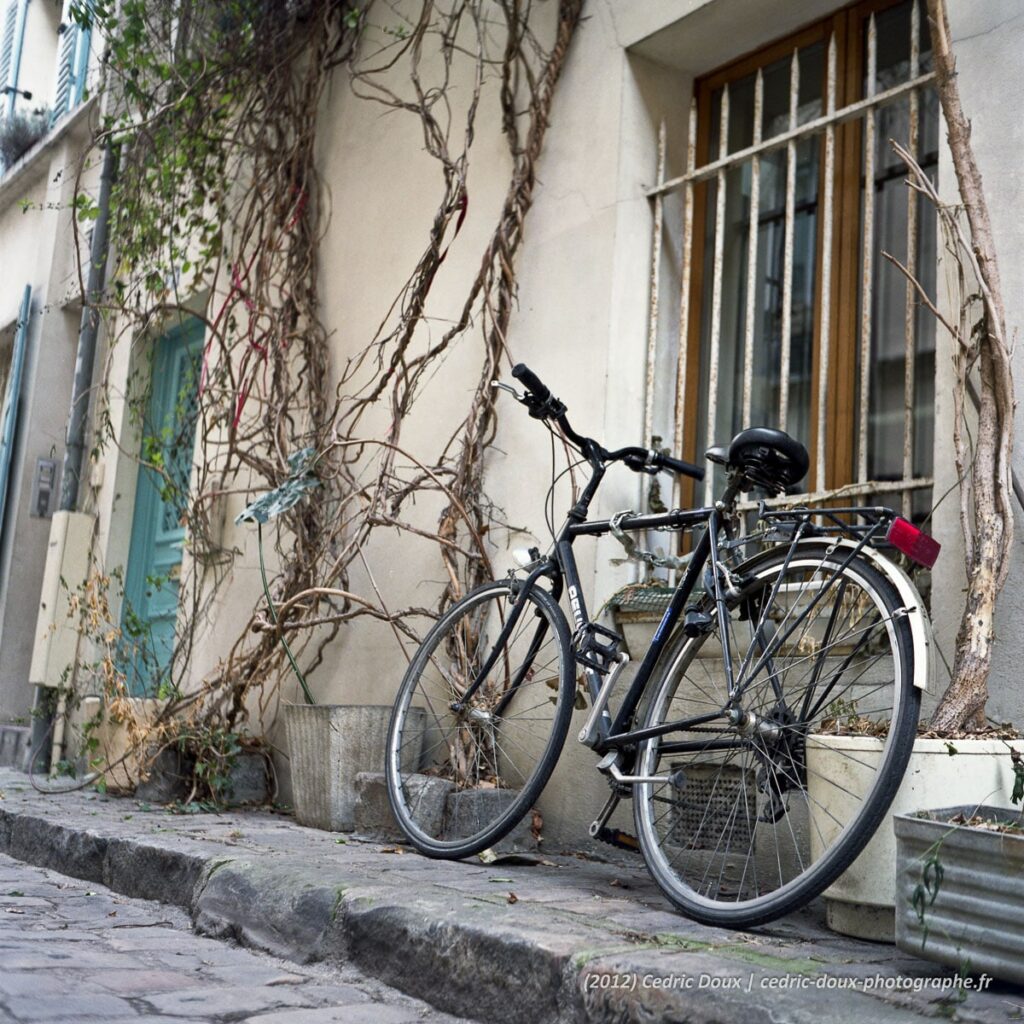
[385,363,940,928]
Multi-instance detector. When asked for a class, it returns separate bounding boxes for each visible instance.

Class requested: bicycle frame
[472,454,897,762]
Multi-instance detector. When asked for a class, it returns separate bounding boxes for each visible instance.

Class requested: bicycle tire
[633,542,919,927]
[386,578,575,858]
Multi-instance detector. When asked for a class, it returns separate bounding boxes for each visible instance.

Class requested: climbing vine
[65,0,585,784]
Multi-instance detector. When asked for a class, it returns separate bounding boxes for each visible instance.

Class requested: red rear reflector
[886,517,940,568]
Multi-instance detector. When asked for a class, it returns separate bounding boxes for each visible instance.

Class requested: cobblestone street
[0,854,467,1023]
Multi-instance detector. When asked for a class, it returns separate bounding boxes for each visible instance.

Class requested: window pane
[860,0,937,519]
[695,139,819,489]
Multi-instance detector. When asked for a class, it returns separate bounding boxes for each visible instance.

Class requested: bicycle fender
[794,537,933,692]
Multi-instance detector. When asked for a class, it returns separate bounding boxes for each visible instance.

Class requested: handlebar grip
[511,363,552,404]
[658,453,706,482]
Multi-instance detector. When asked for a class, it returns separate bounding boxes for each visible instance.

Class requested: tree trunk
[925,0,1015,732]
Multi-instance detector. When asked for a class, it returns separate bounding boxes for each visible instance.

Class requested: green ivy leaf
[236,448,319,525]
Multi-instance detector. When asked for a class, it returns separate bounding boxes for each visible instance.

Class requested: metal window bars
[643,2,936,518]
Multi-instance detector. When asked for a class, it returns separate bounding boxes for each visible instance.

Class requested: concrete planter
[283,704,425,831]
[895,805,1024,986]
[807,736,1018,941]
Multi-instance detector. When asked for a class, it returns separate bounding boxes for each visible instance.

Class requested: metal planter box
[895,805,1024,986]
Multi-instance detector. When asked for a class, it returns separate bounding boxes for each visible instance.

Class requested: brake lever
[622,452,660,475]
[490,380,525,402]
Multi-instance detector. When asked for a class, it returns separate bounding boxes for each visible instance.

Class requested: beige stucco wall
[0,112,96,723]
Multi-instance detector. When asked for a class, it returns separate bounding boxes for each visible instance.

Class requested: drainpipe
[27,144,118,774]
[59,144,118,512]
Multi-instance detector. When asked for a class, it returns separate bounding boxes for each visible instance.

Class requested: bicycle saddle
[705,427,809,495]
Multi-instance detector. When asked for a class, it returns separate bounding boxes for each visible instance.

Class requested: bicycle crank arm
[588,792,642,852]
[596,751,675,786]
[588,789,620,837]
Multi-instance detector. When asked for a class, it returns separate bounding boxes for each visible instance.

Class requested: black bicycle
[385,363,938,927]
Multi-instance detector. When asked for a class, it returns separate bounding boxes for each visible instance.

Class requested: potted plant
[894,774,1024,986]
[237,450,425,831]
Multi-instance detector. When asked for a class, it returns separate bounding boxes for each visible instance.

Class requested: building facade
[0,0,1019,844]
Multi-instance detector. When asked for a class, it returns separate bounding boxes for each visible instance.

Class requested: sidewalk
[0,767,1017,1024]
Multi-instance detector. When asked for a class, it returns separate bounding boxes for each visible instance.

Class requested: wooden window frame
[680,0,923,499]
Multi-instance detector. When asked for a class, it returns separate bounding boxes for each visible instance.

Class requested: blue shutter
[72,14,91,108]
[1,0,27,120]
[50,0,92,125]
[0,286,32,539]
[0,4,17,101]
[51,1,77,126]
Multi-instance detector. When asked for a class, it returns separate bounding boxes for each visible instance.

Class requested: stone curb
[0,799,1000,1024]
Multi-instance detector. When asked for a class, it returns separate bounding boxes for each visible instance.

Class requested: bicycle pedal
[594,826,641,853]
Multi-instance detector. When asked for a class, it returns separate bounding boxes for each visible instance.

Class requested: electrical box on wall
[29,510,95,688]
[30,458,59,518]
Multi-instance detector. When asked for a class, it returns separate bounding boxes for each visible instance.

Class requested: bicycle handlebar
[508,363,705,482]
[511,363,551,403]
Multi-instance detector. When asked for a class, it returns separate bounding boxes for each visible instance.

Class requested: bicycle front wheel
[386,579,574,858]
[634,543,919,927]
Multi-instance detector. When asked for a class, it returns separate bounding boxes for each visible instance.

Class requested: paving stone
[445,788,538,853]
[0,971,111,998]
[191,964,313,989]
[3,993,138,1020]
[224,752,271,806]
[243,1004,427,1024]
[192,860,343,962]
[354,771,453,839]
[89,969,211,995]
[104,837,207,909]
[142,984,320,1018]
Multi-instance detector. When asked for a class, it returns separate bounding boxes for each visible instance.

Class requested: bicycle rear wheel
[633,543,919,927]
[386,579,574,858]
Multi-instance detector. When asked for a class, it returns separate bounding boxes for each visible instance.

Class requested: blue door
[121,320,202,695]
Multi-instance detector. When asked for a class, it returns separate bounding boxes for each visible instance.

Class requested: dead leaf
[530,810,543,843]
[507,892,518,904]
[378,847,404,855]
[477,848,497,864]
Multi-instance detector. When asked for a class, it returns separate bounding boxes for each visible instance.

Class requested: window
[647,0,937,521]
[0,0,92,172]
